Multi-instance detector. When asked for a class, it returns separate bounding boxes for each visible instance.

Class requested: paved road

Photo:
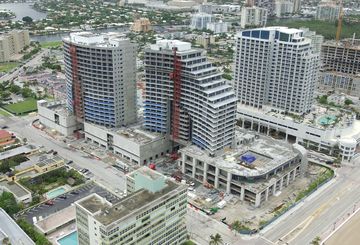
[5,116,126,193]
[4,114,360,245]
[260,160,360,245]
[0,49,49,83]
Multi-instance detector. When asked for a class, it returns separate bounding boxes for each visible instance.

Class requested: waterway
[0,2,46,21]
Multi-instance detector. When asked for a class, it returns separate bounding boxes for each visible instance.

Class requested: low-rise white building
[237,104,360,161]
[84,122,173,165]
[37,100,79,136]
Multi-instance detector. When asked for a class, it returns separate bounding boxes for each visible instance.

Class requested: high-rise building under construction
[63,32,137,128]
[144,40,236,156]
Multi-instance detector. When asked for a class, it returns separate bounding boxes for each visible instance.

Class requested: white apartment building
[63,32,137,128]
[189,12,214,30]
[207,21,228,34]
[0,30,30,62]
[75,167,187,245]
[274,0,294,17]
[144,40,237,156]
[316,1,340,21]
[233,27,320,115]
[240,6,268,28]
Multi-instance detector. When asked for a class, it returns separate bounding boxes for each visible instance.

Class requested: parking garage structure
[178,129,308,207]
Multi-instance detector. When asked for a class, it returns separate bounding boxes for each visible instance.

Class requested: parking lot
[16,182,121,224]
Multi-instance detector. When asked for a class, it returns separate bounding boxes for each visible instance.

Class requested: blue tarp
[241,154,256,164]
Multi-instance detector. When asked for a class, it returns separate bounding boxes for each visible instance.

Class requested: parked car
[45,200,54,205]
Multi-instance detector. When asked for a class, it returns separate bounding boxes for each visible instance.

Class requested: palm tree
[231,220,242,231]
[209,233,223,245]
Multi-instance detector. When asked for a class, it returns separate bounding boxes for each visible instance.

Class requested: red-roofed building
[0,130,15,147]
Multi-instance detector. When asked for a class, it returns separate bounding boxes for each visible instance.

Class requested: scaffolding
[69,44,83,122]
[171,48,182,141]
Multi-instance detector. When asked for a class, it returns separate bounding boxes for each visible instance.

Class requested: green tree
[311,236,321,245]
[22,16,33,24]
[345,99,353,105]
[9,84,21,94]
[0,192,21,216]
[21,87,35,98]
[17,219,51,245]
[318,95,328,104]
[209,233,223,245]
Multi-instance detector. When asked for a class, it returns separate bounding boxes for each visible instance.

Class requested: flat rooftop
[323,39,360,50]
[181,129,298,178]
[0,144,38,161]
[0,180,30,198]
[0,208,35,245]
[128,166,164,180]
[107,123,164,145]
[36,155,64,167]
[35,206,75,234]
[64,32,129,48]
[237,102,356,130]
[38,100,72,116]
[78,180,183,227]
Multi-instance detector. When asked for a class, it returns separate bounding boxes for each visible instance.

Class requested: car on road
[70,191,79,195]
[59,196,67,199]
[66,160,73,165]
[1,126,8,129]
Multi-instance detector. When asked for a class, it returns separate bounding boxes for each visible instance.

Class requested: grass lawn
[0,109,11,117]
[267,19,360,40]
[40,41,62,48]
[0,62,19,73]
[2,99,37,115]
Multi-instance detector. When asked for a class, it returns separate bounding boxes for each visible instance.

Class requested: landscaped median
[256,166,335,233]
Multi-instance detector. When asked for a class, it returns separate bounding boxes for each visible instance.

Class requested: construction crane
[170,47,182,141]
[336,0,343,44]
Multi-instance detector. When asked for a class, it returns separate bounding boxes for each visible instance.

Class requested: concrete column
[280,177,283,190]
[226,172,232,194]
[255,193,261,207]
[203,162,208,183]
[265,188,269,201]
[286,172,290,186]
[267,126,270,136]
[251,120,254,130]
[272,184,276,195]
[214,167,219,188]
[240,187,245,201]
[318,143,321,151]
[293,168,296,181]
[242,119,245,128]
[192,158,196,179]
[181,154,186,173]
[258,123,261,133]
[285,133,288,142]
